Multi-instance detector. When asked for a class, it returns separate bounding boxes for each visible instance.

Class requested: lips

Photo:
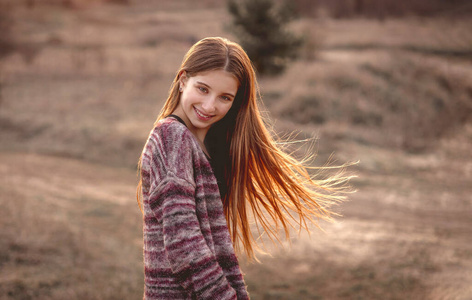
[193,106,213,120]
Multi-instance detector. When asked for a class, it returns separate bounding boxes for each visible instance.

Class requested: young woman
[137,37,350,299]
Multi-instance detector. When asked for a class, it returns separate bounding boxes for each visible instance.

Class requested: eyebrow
[196,81,236,98]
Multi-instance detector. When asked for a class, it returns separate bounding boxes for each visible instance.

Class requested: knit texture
[141,117,249,300]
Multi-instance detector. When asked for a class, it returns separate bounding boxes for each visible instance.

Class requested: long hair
[137,37,352,259]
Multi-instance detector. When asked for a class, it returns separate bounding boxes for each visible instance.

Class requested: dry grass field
[1,1,472,299]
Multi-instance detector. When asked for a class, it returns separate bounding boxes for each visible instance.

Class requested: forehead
[191,70,239,91]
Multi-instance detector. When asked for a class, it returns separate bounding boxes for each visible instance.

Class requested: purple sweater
[141,117,249,299]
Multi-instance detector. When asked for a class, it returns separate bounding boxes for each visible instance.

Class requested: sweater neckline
[167,114,186,127]
[166,114,212,161]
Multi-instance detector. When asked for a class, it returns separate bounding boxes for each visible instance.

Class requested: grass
[272,48,472,153]
[0,153,143,299]
[242,251,430,300]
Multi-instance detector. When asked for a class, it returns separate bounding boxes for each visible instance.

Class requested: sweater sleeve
[150,175,238,299]
[146,121,238,299]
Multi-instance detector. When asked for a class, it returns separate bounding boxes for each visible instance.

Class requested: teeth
[195,107,211,119]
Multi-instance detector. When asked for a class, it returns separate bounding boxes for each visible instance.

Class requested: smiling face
[173,69,239,143]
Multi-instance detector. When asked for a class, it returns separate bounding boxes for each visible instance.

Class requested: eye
[221,95,232,101]
[198,86,208,93]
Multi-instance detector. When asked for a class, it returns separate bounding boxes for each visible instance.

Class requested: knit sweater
[141,117,249,300]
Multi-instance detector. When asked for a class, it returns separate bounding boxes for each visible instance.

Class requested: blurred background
[1,0,471,299]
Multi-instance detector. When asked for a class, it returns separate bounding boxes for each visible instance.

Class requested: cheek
[182,90,198,104]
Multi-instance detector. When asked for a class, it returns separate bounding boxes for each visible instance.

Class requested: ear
[179,70,188,89]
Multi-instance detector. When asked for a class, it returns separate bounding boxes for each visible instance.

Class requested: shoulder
[147,118,196,154]
[142,118,198,179]
[153,117,189,141]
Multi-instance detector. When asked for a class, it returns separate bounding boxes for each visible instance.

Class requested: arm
[146,121,238,299]
[151,174,238,299]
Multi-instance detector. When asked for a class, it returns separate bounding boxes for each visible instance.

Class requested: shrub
[227,0,303,75]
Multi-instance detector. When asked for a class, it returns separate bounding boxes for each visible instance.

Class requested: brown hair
[137,37,352,259]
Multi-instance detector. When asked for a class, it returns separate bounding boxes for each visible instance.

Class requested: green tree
[228,0,302,75]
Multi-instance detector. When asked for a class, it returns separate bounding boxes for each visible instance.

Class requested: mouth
[194,106,213,121]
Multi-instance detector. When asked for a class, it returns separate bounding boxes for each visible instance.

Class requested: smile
[194,106,213,120]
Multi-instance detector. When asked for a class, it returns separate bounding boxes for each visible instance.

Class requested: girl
[137,37,350,299]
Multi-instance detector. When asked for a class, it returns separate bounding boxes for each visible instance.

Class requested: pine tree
[228,0,302,75]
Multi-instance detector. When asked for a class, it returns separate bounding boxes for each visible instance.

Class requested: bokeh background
[1,0,472,299]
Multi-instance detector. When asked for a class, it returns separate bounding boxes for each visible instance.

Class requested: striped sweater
[141,117,249,299]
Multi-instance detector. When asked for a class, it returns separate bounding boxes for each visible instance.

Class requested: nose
[201,96,216,113]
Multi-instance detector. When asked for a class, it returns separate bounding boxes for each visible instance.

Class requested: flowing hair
[137,37,353,259]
